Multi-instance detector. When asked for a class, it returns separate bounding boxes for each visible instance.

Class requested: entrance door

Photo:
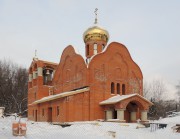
[35,110,38,121]
[125,102,138,122]
[48,107,52,122]
[124,110,130,122]
[113,109,117,119]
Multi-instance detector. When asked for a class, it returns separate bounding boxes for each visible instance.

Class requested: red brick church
[28,11,152,123]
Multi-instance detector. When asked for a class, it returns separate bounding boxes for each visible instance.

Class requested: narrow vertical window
[122,84,125,95]
[111,82,115,94]
[57,106,60,116]
[86,45,89,56]
[117,83,120,94]
[94,43,97,54]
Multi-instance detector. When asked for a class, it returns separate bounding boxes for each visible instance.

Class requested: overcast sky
[0,0,180,97]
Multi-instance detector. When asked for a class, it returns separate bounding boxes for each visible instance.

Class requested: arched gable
[88,42,143,96]
[53,45,87,93]
[89,42,142,78]
[117,95,152,110]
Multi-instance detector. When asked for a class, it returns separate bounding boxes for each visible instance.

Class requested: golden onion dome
[83,25,109,43]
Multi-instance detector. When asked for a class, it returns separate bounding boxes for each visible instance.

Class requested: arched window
[111,82,115,94]
[122,84,125,95]
[94,43,97,54]
[86,45,89,56]
[34,64,38,78]
[117,83,120,94]
[43,68,53,85]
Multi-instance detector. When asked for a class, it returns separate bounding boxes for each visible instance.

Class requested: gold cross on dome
[94,8,98,15]
[94,8,98,24]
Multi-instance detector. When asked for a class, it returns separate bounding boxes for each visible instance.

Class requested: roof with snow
[99,93,153,105]
[31,87,90,105]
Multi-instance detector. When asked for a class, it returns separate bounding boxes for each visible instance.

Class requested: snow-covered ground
[0,115,179,139]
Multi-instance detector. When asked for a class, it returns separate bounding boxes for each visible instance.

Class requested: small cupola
[83,8,110,62]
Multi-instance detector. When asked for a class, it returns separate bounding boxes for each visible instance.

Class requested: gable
[88,42,143,79]
[87,42,143,96]
[52,45,88,93]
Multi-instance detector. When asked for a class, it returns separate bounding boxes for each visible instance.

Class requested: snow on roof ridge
[100,93,137,105]
[31,87,90,105]
[99,93,154,105]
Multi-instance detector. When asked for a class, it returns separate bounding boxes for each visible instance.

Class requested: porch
[100,94,153,123]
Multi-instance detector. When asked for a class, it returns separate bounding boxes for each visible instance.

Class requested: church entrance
[112,109,117,119]
[100,94,153,123]
[48,107,52,122]
[124,102,139,123]
[35,110,38,122]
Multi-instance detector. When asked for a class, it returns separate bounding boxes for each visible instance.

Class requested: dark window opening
[87,45,89,56]
[43,68,54,85]
[57,106,60,116]
[117,83,120,94]
[111,82,115,94]
[122,84,125,95]
[113,109,117,119]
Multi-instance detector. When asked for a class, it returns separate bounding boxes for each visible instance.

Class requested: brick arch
[120,96,150,111]
[106,42,143,78]
[53,45,87,85]
[125,100,144,110]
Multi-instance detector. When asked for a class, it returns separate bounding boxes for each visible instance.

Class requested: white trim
[30,87,90,105]
[99,93,153,105]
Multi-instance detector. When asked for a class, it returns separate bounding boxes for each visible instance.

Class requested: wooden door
[48,107,52,122]
[35,110,38,121]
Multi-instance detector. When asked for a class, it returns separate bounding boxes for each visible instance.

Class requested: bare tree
[0,59,28,116]
[143,79,168,119]
[143,81,151,100]
[143,79,166,101]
